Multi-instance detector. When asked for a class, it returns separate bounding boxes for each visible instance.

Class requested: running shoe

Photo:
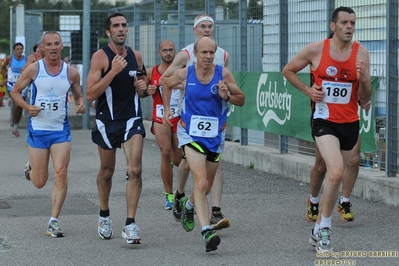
[46,220,65,238]
[121,223,141,244]
[337,201,354,222]
[98,216,113,239]
[172,191,182,222]
[316,227,332,253]
[125,168,129,180]
[210,210,230,230]
[202,229,221,252]
[180,197,195,232]
[11,127,20,137]
[164,192,174,210]
[309,229,319,247]
[306,197,319,222]
[24,162,31,181]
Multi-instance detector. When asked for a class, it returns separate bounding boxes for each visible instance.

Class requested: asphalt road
[0,104,398,266]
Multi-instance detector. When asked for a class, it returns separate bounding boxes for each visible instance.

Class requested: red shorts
[151,116,180,134]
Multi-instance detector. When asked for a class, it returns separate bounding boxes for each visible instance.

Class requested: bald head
[194,36,217,53]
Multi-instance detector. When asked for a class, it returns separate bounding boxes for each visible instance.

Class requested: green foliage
[247,162,254,169]
[0,38,10,54]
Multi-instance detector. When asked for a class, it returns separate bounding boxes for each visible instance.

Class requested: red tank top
[151,65,163,123]
[310,39,360,123]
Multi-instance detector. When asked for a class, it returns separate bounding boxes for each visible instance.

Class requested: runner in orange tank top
[282,6,372,253]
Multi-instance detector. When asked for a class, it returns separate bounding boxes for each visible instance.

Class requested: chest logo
[326,66,338,77]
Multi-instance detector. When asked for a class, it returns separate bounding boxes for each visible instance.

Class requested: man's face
[193,21,214,38]
[42,33,63,59]
[158,41,175,64]
[13,45,24,57]
[194,39,216,68]
[109,16,128,45]
[332,11,356,43]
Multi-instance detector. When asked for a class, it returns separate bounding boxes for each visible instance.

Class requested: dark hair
[106,12,126,31]
[13,42,24,50]
[33,44,38,52]
[331,6,355,23]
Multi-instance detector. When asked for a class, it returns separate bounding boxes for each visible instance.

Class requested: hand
[146,84,157,96]
[111,55,127,75]
[134,76,147,94]
[75,102,86,115]
[162,109,174,128]
[356,60,367,82]
[28,105,42,117]
[308,84,324,103]
[359,99,371,111]
[218,80,229,100]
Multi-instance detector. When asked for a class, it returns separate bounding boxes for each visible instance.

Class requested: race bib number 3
[321,80,352,104]
[189,115,219,138]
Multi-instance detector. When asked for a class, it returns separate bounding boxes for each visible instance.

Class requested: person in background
[1,42,27,137]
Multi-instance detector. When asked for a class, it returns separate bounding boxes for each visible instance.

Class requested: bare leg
[49,142,71,218]
[97,147,116,211]
[210,162,223,207]
[341,136,360,198]
[124,134,143,218]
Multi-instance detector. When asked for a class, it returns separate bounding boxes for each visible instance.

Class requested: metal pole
[239,0,248,145]
[81,0,91,129]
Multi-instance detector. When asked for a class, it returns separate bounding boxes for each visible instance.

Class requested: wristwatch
[225,91,231,102]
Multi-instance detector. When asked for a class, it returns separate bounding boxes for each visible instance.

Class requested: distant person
[1,42,27,136]
[11,31,86,237]
[143,39,182,209]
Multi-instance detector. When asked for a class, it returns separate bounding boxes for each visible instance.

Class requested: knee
[327,168,344,185]
[99,166,115,180]
[32,179,46,189]
[194,178,208,193]
[127,164,142,179]
[313,157,327,174]
[348,153,360,168]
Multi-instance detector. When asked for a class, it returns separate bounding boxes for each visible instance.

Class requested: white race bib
[189,115,219,138]
[321,80,352,104]
[36,96,64,118]
[156,104,178,118]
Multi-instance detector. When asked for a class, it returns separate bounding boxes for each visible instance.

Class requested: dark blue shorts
[92,118,145,150]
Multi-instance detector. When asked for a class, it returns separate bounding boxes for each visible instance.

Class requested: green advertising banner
[228,72,379,152]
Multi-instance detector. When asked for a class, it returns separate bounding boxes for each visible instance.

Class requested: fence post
[239,0,248,145]
[385,0,398,176]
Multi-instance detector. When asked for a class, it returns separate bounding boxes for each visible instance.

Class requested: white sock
[340,196,350,203]
[49,217,58,225]
[313,223,321,235]
[201,225,211,232]
[186,199,194,210]
[310,195,320,204]
[320,215,332,229]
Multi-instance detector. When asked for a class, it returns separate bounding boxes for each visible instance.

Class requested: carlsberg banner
[228,72,378,152]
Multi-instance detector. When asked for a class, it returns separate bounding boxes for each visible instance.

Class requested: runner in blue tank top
[162,36,245,252]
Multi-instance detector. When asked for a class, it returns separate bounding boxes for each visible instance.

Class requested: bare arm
[21,54,37,73]
[10,63,41,117]
[68,66,86,115]
[159,51,188,86]
[137,66,153,98]
[162,68,186,127]
[86,50,126,102]
[356,46,372,103]
[282,42,324,102]
[1,56,10,86]
[220,67,245,106]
